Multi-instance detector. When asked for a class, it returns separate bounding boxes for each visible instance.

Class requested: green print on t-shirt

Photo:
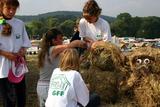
[50,74,70,96]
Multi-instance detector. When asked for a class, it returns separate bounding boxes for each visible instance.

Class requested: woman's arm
[51,40,87,57]
[83,37,94,44]
[0,50,16,61]
[17,47,27,57]
[51,44,68,58]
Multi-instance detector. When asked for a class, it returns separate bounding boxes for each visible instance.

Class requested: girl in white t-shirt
[37,28,87,107]
[0,0,31,107]
[79,0,112,49]
[45,48,89,107]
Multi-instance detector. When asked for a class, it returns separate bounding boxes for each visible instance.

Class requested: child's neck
[2,14,12,20]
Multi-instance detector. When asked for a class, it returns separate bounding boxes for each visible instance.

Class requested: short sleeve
[22,23,31,48]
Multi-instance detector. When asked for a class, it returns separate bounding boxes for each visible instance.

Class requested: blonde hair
[83,0,102,18]
[59,48,79,71]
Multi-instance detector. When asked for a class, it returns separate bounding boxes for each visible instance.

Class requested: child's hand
[83,37,94,44]
[78,40,87,48]
[0,50,17,61]
[69,40,87,48]
[18,47,26,57]
[91,41,105,50]
[7,53,17,61]
[83,37,94,50]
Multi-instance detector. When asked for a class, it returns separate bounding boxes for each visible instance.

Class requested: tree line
[111,13,160,39]
[18,12,160,39]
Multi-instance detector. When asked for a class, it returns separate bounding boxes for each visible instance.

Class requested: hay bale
[80,41,128,104]
[154,48,160,74]
[89,41,124,71]
[123,46,160,107]
[82,66,119,103]
[80,50,91,70]
[134,75,160,107]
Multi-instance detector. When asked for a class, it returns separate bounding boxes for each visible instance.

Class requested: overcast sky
[16,0,160,17]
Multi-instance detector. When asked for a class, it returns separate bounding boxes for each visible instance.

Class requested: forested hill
[15,12,160,39]
[15,11,115,23]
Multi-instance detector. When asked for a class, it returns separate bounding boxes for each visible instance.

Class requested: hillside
[16,11,115,23]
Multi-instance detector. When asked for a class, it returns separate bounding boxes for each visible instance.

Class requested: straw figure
[123,47,160,107]
[80,41,128,104]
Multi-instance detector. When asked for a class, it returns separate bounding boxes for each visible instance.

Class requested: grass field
[25,55,39,107]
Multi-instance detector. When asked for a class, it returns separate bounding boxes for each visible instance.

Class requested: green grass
[25,55,39,107]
